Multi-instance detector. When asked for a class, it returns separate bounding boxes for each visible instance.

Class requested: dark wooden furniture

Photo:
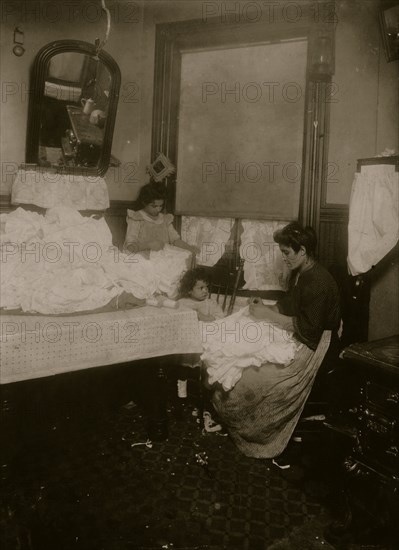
[336,335,399,479]
[325,335,399,546]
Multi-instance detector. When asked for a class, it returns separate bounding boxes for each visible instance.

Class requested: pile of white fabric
[149,244,192,299]
[0,207,190,314]
[201,306,300,391]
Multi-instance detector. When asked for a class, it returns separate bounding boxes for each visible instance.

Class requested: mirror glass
[26,41,121,176]
[40,52,111,169]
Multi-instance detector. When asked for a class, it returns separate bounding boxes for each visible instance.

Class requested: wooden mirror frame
[26,40,121,177]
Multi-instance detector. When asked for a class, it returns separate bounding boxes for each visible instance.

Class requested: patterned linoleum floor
[1,387,393,550]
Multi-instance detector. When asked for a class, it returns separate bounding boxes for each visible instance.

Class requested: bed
[0,306,202,385]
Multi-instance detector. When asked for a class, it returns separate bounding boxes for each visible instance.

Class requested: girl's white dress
[124,210,180,251]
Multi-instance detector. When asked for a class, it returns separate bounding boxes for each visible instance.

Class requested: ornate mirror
[26,40,121,177]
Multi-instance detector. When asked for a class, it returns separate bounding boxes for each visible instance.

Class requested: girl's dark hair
[273,222,317,258]
[178,267,210,298]
[137,183,166,208]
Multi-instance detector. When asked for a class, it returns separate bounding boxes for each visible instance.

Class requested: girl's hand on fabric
[148,239,164,251]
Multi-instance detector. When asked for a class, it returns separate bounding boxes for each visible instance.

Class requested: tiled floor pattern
[2,393,335,550]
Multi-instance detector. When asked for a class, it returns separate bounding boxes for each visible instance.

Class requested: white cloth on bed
[1,307,203,384]
[201,306,300,391]
[149,245,193,299]
[0,207,188,314]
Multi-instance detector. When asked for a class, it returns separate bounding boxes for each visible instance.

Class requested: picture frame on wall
[147,152,175,182]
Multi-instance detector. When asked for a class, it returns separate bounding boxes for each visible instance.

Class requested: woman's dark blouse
[277,263,341,350]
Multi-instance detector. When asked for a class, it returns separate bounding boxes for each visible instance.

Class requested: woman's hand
[248,298,272,320]
[249,298,295,331]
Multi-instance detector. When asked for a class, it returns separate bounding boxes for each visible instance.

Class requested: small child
[178,267,224,322]
[124,182,198,256]
[176,268,225,432]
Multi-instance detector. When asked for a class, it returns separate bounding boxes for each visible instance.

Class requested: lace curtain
[240,220,288,290]
[181,216,235,267]
[181,216,288,290]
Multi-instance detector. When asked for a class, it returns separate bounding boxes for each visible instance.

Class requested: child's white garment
[178,297,224,320]
[124,209,180,251]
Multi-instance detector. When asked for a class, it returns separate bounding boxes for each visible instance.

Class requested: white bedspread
[0,208,190,313]
[0,306,202,384]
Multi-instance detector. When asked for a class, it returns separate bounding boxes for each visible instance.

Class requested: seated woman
[210,222,341,458]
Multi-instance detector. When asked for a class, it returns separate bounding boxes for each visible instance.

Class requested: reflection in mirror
[26,40,121,177]
[39,52,112,169]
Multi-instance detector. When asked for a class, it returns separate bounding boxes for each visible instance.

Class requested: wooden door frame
[151,6,335,230]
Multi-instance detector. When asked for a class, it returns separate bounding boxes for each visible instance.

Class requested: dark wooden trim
[318,205,348,262]
[300,77,336,227]
[317,205,371,345]
[320,204,349,221]
[107,199,136,214]
[152,8,335,224]
[356,155,399,172]
[0,195,12,211]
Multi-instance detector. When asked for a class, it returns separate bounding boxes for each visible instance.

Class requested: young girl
[124,182,198,256]
[178,267,225,322]
[176,267,225,435]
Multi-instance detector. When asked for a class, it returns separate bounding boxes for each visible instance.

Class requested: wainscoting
[103,200,135,247]
[319,205,371,345]
[319,207,349,270]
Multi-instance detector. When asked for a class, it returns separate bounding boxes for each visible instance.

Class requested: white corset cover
[348,163,399,276]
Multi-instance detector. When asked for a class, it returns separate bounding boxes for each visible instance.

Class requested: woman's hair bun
[273,222,317,257]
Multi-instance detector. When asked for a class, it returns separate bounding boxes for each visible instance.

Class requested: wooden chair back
[210,258,245,316]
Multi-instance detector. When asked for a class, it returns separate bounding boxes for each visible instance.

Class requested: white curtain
[181,216,234,267]
[181,216,288,290]
[239,220,288,290]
